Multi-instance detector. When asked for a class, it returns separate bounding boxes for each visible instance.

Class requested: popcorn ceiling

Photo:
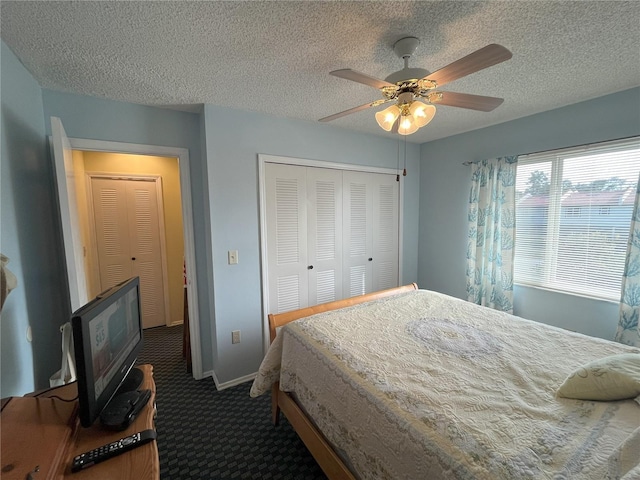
[1,1,638,144]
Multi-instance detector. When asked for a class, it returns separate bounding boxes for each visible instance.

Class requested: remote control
[71,429,157,473]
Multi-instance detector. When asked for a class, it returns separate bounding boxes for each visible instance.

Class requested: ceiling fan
[319,37,512,135]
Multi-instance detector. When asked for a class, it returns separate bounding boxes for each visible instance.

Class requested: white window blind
[514,137,640,300]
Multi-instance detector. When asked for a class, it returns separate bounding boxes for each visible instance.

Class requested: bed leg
[271,384,281,425]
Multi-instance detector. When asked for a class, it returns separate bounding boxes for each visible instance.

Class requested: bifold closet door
[371,173,399,291]
[265,164,309,314]
[125,180,166,328]
[91,178,132,289]
[264,163,343,314]
[265,163,397,314]
[91,177,166,328]
[343,171,399,296]
[306,167,343,305]
[343,171,374,297]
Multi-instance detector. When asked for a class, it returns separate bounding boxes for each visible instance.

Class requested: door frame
[257,154,404,354]
[51,118,89,311]
[64,138,204,380]
[86,173,172,329]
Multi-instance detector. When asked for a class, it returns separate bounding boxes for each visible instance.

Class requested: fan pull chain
[403,133,407,176]
[396,117,401,182]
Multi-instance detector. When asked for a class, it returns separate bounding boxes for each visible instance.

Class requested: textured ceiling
[2,1,639,144]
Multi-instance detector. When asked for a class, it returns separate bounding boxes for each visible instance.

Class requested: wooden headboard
[267,283,418,343]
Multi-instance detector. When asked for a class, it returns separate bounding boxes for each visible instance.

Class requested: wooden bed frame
[267,283,418,480]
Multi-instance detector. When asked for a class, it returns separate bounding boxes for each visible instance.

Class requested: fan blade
[330,69,396,90]
[426,44,512,88]
[319,99,392,122]
[429,91,504,112]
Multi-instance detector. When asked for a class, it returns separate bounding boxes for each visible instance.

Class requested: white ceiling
[2,1,639,144]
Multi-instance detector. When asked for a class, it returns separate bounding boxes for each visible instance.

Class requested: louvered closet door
[125,180,166,328]
[343,171,400,296]
[343,171,374,296]
[371,173,399,291]
[92,178,133,288]
[307,168,343,305]
[91,177,166,328]
[265,163,309,313]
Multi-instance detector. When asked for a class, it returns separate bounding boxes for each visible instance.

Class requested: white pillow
[557,353,640,401]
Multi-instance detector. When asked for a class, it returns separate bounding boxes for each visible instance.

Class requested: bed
[250,285,640,479]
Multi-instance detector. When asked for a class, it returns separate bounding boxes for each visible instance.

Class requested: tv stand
[0,364,158,480]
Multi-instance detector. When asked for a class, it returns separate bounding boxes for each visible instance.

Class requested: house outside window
[599,207,611,215]
[565,207,581,217]
[514,137,640,301]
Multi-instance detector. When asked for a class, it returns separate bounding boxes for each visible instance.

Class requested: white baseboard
[198,369,257,390]
[212,372,257,391]
[168,320,184,327]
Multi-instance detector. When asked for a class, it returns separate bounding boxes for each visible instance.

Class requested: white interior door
[307,167,343,305]
[343,171,374,296]
[265,163,309,314]
[91,177,166,328]
[51,117,88,312]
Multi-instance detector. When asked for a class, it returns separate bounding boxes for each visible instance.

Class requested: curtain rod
[461,134,639,166]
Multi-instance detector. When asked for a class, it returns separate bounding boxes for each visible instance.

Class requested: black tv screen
[72,277,143,428]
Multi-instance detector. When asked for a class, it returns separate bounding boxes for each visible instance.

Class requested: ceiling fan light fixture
[321,39,511,134]
[375,104,401,131]
[410,101,436,128]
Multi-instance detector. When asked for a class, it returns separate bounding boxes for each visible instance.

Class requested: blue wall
[1,42,67,395]
[203,104,420,384]
[418,87,640,340]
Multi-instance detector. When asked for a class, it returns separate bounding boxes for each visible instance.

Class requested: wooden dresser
[1,364,159,480]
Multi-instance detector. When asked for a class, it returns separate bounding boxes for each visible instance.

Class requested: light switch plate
[228,250,238,265]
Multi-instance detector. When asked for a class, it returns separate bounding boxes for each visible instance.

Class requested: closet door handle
[131,257,136,261]
[307,265,314,270]
[368,258,373,262]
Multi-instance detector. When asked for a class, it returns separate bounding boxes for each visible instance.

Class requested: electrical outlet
[232,330,241,344]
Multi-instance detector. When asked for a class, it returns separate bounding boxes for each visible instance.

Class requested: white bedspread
[251,290,640,479]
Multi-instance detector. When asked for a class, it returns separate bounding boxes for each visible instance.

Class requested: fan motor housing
[386,37,430,85]
[385,67,430,85]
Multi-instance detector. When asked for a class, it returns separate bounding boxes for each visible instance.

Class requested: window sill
[514,283,619,304]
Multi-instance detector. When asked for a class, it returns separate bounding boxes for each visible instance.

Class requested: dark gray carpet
[137,325,326,480]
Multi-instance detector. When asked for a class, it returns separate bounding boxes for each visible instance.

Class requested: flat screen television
[71,277,145,428]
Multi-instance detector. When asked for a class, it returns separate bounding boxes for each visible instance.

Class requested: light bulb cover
[409,101,436,128]
[398,115,419,135]
[375,105,401,131]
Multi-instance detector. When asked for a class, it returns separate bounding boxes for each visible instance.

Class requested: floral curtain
[466,156,518,313]
[615,175,640,346]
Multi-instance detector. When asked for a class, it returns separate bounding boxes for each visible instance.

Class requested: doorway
[51,120,204,379]
[78,153,184,333]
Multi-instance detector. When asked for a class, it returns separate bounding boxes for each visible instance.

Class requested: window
[565,207,582,217]
[514,137,640,300]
